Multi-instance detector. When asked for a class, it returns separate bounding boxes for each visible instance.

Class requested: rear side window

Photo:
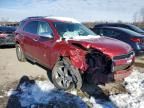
[102,29,120,37]
[94,28,101,35]
[111,30,121,37]
[23,21,38,34]
[102,29,113,36]
[93,28,101,35]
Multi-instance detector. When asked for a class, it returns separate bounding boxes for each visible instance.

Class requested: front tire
[16,44,26,62]
[52,58,82,91]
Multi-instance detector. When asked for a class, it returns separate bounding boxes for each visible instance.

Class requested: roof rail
[22,16,46,21]
[24,16,47,20]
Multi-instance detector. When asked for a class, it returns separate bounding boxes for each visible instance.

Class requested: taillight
[130,37,141,43]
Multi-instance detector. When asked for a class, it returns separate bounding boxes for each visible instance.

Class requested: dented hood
[68,36,132,57]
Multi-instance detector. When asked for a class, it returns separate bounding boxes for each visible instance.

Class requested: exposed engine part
[85,50,113,84]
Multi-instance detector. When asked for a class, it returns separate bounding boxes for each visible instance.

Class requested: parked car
[15,16,135,90]
[0,26,16,46]
[92,26,144,55]
[92,23,144,35]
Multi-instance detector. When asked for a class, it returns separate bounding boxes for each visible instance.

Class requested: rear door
[22,21,39,58]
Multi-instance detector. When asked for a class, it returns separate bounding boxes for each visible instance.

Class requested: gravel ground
[0,47,48,108]
[0,47,48,86]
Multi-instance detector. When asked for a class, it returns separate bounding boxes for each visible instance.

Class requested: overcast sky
[0,0,144,22]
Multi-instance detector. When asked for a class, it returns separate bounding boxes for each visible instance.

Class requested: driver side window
[37,21,53,38]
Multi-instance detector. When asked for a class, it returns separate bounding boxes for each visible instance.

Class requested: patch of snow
[11,80,88,108]
[56,37,62,42]
[89,97,116,108]
[110,70,144,108]
[70,89,78,95]
[0,96,4,98]
[7,79,115,108]
[47,16,80,23]
[56,35,101,43]
[7,89,18,97]
[7,70,144,108]
[69,35,101,40]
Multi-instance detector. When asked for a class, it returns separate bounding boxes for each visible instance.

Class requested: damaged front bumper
[113,67,133,81]
[111,51,135,81]
[87,51,135,84]
[92,67,133,84]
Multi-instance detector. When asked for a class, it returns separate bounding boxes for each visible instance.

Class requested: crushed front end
[85,50,135,84]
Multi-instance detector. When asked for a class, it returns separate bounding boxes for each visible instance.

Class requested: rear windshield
[129,25,144,33]
[121,28,142,36]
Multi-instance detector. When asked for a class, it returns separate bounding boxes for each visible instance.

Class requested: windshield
[53,22,97,39]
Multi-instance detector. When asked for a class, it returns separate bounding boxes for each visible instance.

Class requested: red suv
[15,16,135,90]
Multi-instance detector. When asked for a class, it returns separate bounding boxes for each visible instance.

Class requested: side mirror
[39,32,53,38]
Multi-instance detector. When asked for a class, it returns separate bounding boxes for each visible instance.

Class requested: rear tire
[16,44,26,62]
[52,58,82,91]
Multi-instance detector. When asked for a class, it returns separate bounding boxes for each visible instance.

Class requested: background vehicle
[92,26,144,55]
[0,26,16,46]
[15,16,135,90]
[92,23,144,35]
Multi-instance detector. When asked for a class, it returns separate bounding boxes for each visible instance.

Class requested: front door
[34,21,54,68]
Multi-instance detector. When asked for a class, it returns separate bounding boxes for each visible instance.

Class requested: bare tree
[133,12,138,23]
[140,7,144,22]
[133,8,144,23]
